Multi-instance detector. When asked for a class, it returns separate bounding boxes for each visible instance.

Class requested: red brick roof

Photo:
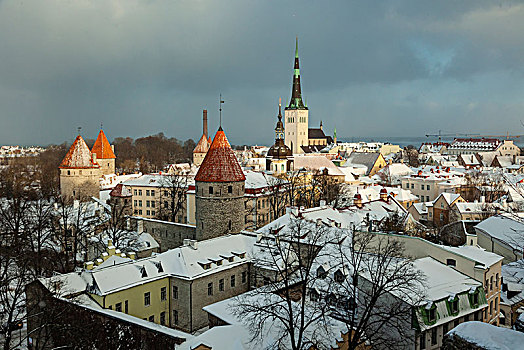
[59,135,100,169]
[195,128,245,183]
[193,134,210,153]
[92,130,116,159]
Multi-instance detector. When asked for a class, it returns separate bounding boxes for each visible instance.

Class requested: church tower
[266,99,293,174]
[194,127,246,241]
[193,110,211,167]
[284,38,309,154]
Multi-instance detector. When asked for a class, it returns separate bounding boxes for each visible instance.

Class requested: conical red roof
[193,134,210,153]
[92,130,116,159]
[195,128,245,182]
[59,135,100,169]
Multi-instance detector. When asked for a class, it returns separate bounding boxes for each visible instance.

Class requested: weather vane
[219,94,225,127]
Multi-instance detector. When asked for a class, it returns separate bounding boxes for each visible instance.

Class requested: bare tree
[233,216,424,350]
[157,172,189,223]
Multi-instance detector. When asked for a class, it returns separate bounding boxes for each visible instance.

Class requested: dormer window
[428,306,436,322]
[334,269,345,283]
[316,266,327,279]
[451,299,459,313]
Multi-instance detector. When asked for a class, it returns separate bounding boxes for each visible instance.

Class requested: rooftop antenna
[219,94,225,128]
[100,122,103,130]
[77,126,82,135]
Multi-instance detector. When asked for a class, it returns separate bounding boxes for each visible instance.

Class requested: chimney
[189,240,198,250]
[319,199,326,207]
[203,109,208,139]
[380,188,388,201]
[137,220,144,234]
[183,238,190,246]
[354,193,363,208]
[85,261,94,270]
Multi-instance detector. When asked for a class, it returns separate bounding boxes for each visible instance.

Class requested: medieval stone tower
[284,38,309,154]
[194,127,246,241]
[59,135,101,200]
[193,109,211,167]
[91,129,116,175]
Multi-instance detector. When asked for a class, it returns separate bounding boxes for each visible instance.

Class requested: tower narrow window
[228,220,232,230]
[209,186,213,194]
[228,185,232,193]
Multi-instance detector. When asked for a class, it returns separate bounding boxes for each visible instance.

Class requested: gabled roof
[194,128,246,183]
[109,183,132,198]
[91,130,116,159]
[308,128,326,139]
[193,134,210,154]
[346,152,381,175]
[59,135,100,169]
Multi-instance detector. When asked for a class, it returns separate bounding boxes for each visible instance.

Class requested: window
[490,276,493,291]
[495,296,498,311]
[115,302,122,312]
[160,311,165,325]
[431,328,437,345]
[421,184,424,190]
[139,200,143,207]
[146,200,150,207]
[451,299,459,313]
[219,278,224,291]
[208,282,213,296]
[151,201,156,208]
[443,322,448,335]
[490,300,493,315]
[446,259,456,267]
[125,300,128,314]
[151,210,156,216]
[419,333,426,349]
[144,292,151,306]
[473,292,479,305]
[146,210,150,216]
[228,185,232,193]
[134,200,137,206]
[146,190,150,196]
[173,286,178,299]
[173,310,179,325]
[495,273,499,287]
[139,209,142,215]
[231,275,236,288]
[134,189,137,195]
[148,315,154,322]
[161,287,167,301]
[242,271,247,283]
[427,185,431,190]
[138,190,142,196]
[334,270,345,283]
[209,186,214,194]
[428,307,436,322]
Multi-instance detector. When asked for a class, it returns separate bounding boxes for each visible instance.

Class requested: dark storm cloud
[0,0,523,146]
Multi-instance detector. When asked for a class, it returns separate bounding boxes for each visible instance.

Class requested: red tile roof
[109,183,132,197]
[195,128,245,183]
[92,130,116,159]
[193,134,210,153]
[59,135,100,169]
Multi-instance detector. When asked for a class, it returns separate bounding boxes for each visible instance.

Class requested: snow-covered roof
[440,245,502,268]
[501,260,524,305]
[475,214,524,251]
[447,321,524,350]
[435,192,462,206]
[411,202,428,215]
[293,155,345,176]
[411,257,482,304]
[452,202,501,214]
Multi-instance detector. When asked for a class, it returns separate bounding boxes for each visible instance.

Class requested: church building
[284,38,332,154]
[266,99,293,174]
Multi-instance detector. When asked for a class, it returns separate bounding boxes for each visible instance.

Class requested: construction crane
[475,132,524,139]
[425,130,480,143]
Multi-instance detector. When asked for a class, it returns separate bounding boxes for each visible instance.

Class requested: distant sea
[338,136,524,149]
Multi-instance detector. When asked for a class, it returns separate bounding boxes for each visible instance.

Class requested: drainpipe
[190,281,193,332]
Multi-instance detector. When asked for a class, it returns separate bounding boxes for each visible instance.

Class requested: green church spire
[287,37,307,110]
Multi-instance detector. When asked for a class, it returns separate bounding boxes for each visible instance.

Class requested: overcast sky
[1,0,524,146]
